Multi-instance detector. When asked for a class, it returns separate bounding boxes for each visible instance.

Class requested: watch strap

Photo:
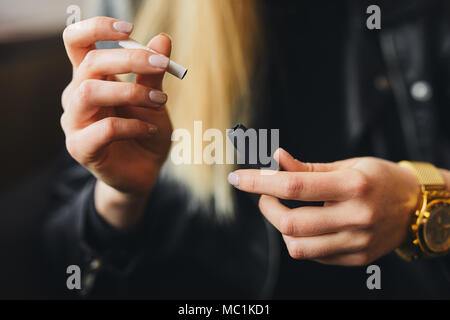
[396,161,448,261]
[398,161,445,186]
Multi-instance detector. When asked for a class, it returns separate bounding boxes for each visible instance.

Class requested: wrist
[439,169,450,191]
[395,163,450,260]
[94,180,150,230]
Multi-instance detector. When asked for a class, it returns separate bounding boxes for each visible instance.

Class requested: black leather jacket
[42,0,450,299]
[345,0,450,165]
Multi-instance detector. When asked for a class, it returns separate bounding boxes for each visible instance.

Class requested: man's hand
[227,149,420,266]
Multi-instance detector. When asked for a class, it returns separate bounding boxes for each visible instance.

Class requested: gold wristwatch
[396,161,450,261]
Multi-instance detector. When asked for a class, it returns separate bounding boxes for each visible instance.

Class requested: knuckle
[353,253,372,266]
[62,25,71,43]
[354,233,372,251]
[77,79,95,103]
[248,175,259,192]
[257,196,266,212]
[304,162,315,172]
[132,119,146,132]
[90,16,107,35]
[358,207,377,228]
[101,118,118,141]
[287,243,305,260]
[125,49,141,66]
[82,50,99,69]
[60,113,68,131]
[347,170,371,198]
[128,50,147,69]
[123,49,134,65]
[279,214,295,236]
[62,23,78,43]
[61,85,72,110]
[125,83,139,102]
[281,176,302,198]
[65,135,79,160]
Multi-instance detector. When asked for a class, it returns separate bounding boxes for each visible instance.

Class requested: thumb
[274,148,337,172]
[136,33,172,90]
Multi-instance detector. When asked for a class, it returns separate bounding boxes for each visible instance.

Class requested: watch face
[423,202,450,253]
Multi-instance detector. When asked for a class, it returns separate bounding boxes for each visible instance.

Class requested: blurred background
[0,0,138,299]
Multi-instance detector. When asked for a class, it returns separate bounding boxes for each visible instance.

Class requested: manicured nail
[147,125,158,135]
[149,54,169,69]
[149,90,167,105]
[228,172,240,187]
[113,21,133,33]
[273,148,282,161]
[159,32,173,42]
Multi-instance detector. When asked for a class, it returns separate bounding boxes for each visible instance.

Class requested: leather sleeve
[41,153,270,299]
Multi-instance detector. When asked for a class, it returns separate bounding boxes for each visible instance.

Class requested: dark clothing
[43,0,450,299]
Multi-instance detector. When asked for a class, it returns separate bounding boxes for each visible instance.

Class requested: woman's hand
[61,17,173,229]
[228,149,420,266]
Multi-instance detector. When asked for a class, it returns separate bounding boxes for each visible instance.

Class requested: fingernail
[149,90,167,105]
[147,125,158,135]
[228,172,240,187]
[149,54,169,69]
[159,32,173,42]
[273,148,282,161]
[113,21,134,33]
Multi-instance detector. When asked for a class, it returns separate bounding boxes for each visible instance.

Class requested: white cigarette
[118,39,188,80]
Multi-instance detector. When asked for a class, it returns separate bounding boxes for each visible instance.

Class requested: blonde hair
[132,0,261,216]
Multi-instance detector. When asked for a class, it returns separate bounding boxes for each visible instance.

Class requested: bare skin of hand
[61,17,173,229]
[228,148,424,266]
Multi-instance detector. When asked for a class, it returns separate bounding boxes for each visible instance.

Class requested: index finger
[228,168,367,201]
[63,16,133,67]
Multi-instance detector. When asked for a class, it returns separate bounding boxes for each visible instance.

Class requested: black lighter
[227,123,279,170]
